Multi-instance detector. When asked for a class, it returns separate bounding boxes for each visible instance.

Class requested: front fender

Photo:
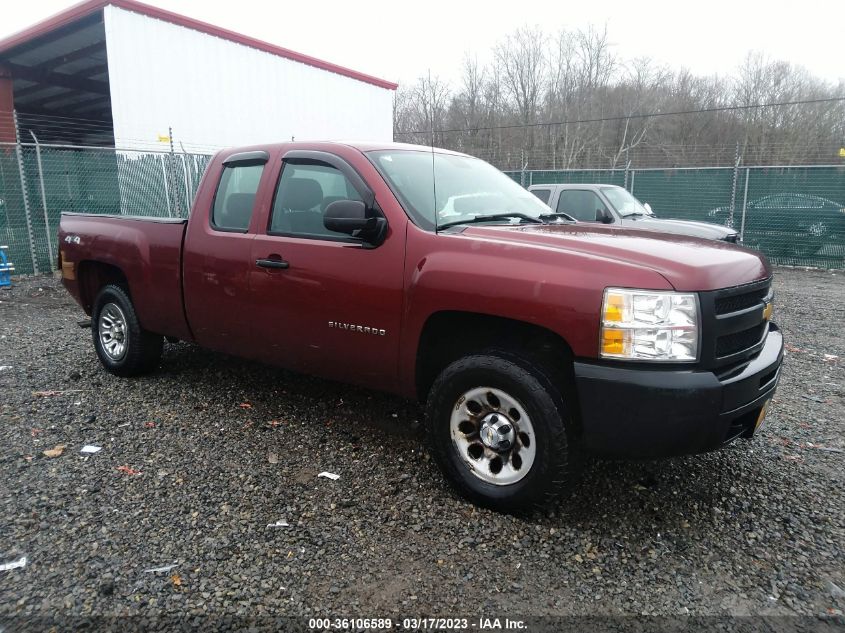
[398,227,672,397]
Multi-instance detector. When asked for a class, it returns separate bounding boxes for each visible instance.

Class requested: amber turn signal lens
[601,329,625,355]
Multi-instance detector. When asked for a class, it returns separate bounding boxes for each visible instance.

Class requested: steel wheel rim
[99,303,128,361]
[449,386,536,486]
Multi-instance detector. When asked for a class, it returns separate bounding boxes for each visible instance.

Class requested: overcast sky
[2,0,843,87]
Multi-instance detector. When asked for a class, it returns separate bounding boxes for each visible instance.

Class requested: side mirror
[596,208,614,223]
[324,199,387,246]
[643,202,653,214]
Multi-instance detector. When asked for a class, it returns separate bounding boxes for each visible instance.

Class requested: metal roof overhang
[0,0,397,145]
[0,0,398,91]
[0,9,111,121]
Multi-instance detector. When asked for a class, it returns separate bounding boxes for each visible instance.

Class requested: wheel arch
[77,260,130,315]
[414,310,581,433]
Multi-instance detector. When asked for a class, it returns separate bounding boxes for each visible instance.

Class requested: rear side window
[212,164,264,232]
[531,188,551,205]
[556,190,607,222]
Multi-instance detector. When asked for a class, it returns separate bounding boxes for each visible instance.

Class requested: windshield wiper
[538,212,577,223]
[438,213,544,231]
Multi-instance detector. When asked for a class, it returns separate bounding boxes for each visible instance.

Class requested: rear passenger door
[182,151,271,355]
[248,152,405,391]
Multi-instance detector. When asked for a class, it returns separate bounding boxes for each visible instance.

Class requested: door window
[270,162,362,239]
[556,190,608,222]
[531,188,551,205]
[211,163,264,232]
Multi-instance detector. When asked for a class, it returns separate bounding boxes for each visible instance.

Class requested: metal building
[0,0,397,151]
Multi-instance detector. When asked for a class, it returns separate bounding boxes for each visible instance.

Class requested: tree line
[393,25,845,170]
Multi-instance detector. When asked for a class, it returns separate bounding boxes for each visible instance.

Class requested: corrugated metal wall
[103,6,393,153]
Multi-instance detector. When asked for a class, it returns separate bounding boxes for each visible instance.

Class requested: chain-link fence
[507,165,845,269]
[1,141,843,274]
[0,143,212,275]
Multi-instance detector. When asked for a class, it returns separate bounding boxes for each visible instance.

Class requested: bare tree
[446,55,487,154]
[573,24,617,93]
[494,25,547,159]
[731,51,845,164]
[457,55,485,129]
[544,25,619,168]
[393,26,843,170]
[547,28,589,168]
[393,74,451,146]
[604,57,668,167]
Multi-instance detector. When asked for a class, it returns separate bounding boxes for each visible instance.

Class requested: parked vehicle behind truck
[529,183,739,243]
[59,142,783,512]
[708,193,845,257]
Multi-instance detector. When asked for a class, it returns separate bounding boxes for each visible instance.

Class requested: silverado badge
[328,321,386,336]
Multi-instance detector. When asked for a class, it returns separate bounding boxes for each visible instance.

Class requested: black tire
[425,351,575,513]
[91,284,162,376]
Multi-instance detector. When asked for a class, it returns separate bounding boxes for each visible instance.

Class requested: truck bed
[58,213,192,341]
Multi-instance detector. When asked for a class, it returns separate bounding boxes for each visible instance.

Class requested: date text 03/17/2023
[307,617,527,630]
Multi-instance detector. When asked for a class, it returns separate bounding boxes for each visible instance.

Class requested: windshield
[369,150,552,230]
[602,187,652,217]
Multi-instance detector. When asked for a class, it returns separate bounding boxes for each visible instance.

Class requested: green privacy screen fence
[0,143,211,275]
[1,142,844,274]
[509,165,845,269]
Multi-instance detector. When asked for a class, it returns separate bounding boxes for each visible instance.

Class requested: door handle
[256,258,289,270]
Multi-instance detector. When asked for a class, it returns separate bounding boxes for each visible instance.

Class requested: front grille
[701,277,773,369]
[715,287,768,315]
[716,322,767,357]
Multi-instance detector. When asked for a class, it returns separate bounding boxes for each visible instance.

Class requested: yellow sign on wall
[158,135,171,143]
[839,147,845,158]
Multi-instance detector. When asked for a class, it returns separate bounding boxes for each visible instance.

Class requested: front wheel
[92,284,162,376]
[425,352,575,513]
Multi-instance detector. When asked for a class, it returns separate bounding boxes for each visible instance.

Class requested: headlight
[600,288,699,362]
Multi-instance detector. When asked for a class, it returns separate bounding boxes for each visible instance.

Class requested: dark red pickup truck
[58,141,783,512]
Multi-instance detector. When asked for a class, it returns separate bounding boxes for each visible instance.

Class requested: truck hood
[462,223,769,292]
[620,215,737,240]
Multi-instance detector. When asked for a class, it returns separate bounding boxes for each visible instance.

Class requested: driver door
[247,153,405,391]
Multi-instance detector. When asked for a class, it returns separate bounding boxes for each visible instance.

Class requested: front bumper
[573,325,784,458]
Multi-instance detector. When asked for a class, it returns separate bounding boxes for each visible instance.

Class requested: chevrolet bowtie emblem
[763,302,773,321]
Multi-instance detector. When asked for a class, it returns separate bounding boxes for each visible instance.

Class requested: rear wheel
[92,284,162,376]
[425,352,574,513]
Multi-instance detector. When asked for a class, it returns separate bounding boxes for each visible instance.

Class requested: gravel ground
[0,268,843,625]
